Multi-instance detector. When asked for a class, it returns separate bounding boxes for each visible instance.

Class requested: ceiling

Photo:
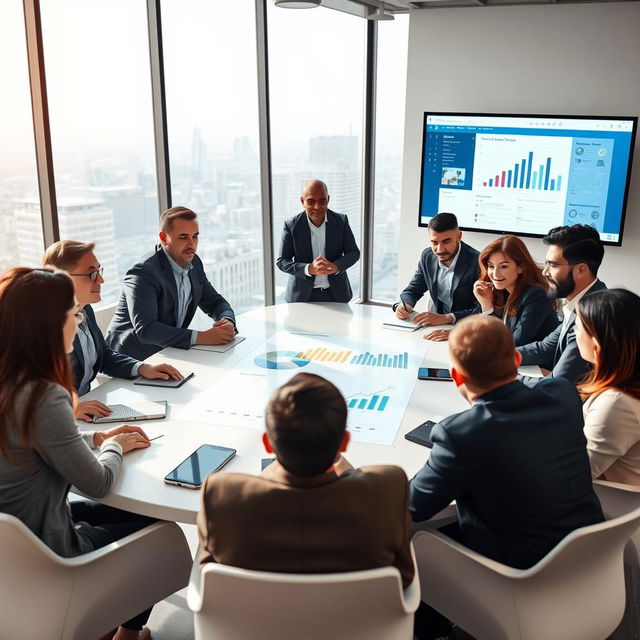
[319,0,638,18]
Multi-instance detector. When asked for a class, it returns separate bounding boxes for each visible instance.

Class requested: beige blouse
[583,389,640,485]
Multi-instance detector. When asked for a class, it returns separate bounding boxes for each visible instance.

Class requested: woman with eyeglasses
[43,240,182,423]
[472,235,560,346]
[575,288,640,484]
[0,267,156,640]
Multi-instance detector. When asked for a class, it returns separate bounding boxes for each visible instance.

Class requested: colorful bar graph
[349,350,409,370]
[347,394,391,412]
[300,348,352,363]
[483,150,564,193]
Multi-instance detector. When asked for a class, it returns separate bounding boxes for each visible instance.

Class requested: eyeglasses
[543,260,574,269]
[69,267,103,282]
[74,310,85,324]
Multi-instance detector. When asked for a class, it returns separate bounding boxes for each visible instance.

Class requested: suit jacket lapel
[324,210,337,260]
[71,335,84,387]
[450,243,468,299]
[295,213,314,262]
[84,306,103,376]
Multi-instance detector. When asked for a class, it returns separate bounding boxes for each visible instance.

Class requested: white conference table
[80,303,540,524]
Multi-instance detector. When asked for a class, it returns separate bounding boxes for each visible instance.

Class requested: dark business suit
[398,241,480,321]
[410,378,604,569]
[501,285,560,347]
[197,462,415,589]
[276,210,360,303]
[71,304,139,395]
[105,248,235,360]
[518,279,607,385]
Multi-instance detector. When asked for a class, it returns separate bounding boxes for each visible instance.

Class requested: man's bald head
[300,179,330,226]
[449,315,518,388]
[301,179,328,198]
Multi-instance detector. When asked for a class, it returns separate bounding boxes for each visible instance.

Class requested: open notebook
[92,400,167,424]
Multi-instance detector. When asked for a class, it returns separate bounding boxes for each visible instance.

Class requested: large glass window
[268,5,366,302]
[162,0,264,322]
[40,0,158,305]
[0,1,43,273]
[371,14,409,302]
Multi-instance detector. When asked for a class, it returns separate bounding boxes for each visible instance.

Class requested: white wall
[398,2,640,303]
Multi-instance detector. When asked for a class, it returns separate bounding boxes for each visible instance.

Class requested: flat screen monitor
[418,113,637,246]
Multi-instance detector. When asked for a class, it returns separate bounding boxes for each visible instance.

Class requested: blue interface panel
[419,114,637,245]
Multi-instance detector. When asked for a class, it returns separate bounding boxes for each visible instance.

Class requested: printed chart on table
[177,331,427,445]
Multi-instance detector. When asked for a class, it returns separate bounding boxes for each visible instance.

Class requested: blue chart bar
[392,355,398,368]
[507,169,512,188]
[526,151,533,188]
[544,157,551,190]
[488,178,493,186]
[358,398,367,409]
[403,352,408,368]
[513,164,519,188]
[520,159,526,188]
[378,396,389,411]
[348,395,390,412]
[348,399,357,408]
[550,178,555,190]
[557,175,562,191]
[368,395,379,410]
[538,166,544,190]
[532,171,537,189]
[351,351,409,369]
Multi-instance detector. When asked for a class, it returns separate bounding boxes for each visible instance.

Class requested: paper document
[191,335,246,353]
[382,314,421,332]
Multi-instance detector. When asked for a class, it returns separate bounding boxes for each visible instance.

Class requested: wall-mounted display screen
[418,113,637,246]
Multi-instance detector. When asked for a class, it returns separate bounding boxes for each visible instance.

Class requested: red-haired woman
[473,235,560,346]
[0,268,154,640]
[576,288,640,484]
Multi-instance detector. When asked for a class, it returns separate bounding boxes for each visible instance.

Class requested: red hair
[0,268,77,458]
[478,235,549,317]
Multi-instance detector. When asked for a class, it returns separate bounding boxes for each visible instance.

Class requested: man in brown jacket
[197,372,414,589]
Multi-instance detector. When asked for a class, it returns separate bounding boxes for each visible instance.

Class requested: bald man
[276,180,360,303]
[410,315,602,569]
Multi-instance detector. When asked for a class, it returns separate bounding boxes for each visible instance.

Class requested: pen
[401,298,408,312]
[149,434,164,441]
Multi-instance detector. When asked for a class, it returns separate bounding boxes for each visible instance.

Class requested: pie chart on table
[254,351,310,370]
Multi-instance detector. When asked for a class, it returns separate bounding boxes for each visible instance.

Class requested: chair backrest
[0,514,72,639]
[414,506,640,640]
[189,552,420,640]
[594,479,640,565]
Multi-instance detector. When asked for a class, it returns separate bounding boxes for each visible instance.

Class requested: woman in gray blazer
[0,268,155,640]
[576,289,640,485]
[473,235,560,346]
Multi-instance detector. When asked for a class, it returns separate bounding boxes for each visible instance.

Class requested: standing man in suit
[517,224,606,385]
[410,315,603,639]
[276,179,360,303]
[394,212,480,342]
[106,207,236,360]
[197,372,415,589]
[43,241,181,421]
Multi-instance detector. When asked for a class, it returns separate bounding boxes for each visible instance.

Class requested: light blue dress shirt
[430,246,461,320]
[303,214,330,289]
[162,247,198,346]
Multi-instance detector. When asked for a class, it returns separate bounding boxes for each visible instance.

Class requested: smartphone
[261,457,276,470]
[417,367,452,381]
[404,420,436,448]
[164,444,236,489]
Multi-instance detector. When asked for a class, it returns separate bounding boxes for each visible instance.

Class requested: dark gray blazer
[71,304,139,395]
[518,279,607,385]
[399,241,480,321]
[410,378,604,570]
[276,210,360,303]
[105,248,235,360]
[501,285,560,347]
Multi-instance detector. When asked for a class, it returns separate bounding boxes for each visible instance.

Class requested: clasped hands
[308,256,339,276]
[196,317,235,346]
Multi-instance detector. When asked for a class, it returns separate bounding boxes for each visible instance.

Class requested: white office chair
[0,514,192,640]
[413,506,640,640]
[187,547,420,640]
[594,478,640,565]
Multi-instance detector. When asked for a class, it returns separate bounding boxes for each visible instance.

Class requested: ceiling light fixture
[273,0,321,8]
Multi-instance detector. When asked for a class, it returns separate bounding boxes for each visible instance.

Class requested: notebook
[382,314,421,332]
[133,371,194,388]
[92,400,167,424]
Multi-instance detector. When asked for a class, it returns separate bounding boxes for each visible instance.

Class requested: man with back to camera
[43,240,182,422]
[517,224,606,386]
[105,206,236,360]
[197,372,415,589]
[276,179,360,303]
[394,212,480,342]
[409,314,604,639]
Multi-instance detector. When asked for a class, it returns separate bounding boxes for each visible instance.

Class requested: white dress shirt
[303,214,330,289]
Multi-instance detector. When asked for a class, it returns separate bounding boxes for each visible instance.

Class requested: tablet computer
[133,371,194,388]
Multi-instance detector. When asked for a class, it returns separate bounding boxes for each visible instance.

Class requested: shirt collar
[162,246,193,276]
[563,278,598,317]
[261,459,341,488]
[306,213,327,231]
[438,244,462,272]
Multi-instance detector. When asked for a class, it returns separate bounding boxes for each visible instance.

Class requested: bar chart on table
[346,387,393,412]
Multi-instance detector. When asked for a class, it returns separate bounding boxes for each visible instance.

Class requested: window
[268,5,366,302]
[371,14,409,302]
[40,0,158,305]
[162,0,264,322]
[0,1,42,272]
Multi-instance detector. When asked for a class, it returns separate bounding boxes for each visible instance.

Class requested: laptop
[92,400,167,424]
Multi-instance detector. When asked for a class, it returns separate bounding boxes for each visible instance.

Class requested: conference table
[80,302,540,524]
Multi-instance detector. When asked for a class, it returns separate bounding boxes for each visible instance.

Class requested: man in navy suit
[105,207,236,360]
[517,224,606,385]
[394,212,479,342]
[43,240,181,421]
[410,314,603,639]
[276,179,360,303]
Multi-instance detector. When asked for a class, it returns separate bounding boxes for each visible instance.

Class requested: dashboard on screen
[418,113,637,246]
